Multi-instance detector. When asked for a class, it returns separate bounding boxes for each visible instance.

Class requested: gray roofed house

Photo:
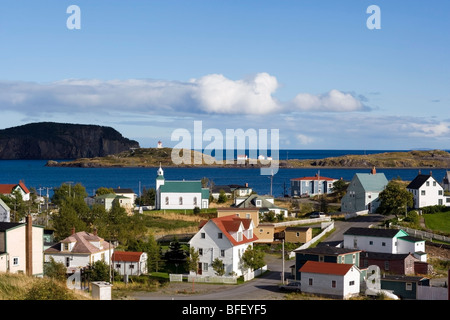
[343,227,427,261]
[0,198,11,222]
[406,172,447,208]
[340,167,388,214]
[234,194,288,217]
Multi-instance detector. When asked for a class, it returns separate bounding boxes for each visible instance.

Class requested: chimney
[371,166,376,175]
[71,227,75,235]
[93,228,98,236]
[26,214,33,276]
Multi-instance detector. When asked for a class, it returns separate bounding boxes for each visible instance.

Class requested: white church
[155,165,210,210]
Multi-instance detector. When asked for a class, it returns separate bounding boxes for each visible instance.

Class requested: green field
[423,211,450,235]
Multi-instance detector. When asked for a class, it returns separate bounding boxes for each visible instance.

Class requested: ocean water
[0,150,448,198]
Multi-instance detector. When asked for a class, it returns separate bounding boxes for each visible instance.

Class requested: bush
[25,279,76,300]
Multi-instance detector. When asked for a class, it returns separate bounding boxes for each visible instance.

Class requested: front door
[197,262,202,275]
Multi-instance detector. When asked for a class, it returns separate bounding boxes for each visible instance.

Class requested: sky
[0,0,449,151]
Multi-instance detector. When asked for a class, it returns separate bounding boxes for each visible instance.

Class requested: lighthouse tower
[155,164,165,209]
[157,141,163,148]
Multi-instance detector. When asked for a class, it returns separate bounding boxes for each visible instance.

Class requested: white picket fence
[288,221,335,258]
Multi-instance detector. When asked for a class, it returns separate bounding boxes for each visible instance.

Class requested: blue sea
[0,150,449,198]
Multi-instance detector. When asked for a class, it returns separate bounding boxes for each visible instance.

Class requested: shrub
[25,279,75,300]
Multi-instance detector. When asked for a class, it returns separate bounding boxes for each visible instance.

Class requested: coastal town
[1,150,449,301]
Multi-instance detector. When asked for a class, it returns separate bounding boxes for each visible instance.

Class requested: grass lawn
[423,211,450,235]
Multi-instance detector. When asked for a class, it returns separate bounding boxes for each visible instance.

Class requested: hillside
[46,147,216,167]
[47,148,450,168]
[285,149,450,168]
[0,122,140,160]
[0,272,91,300]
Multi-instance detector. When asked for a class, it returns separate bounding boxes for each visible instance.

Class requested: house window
[246,213,251,219]
[201,232,205,239]
[296,232,300,237]
[193,197,197,206]
[13,257,19,266]
[426,181,430,186]
[369,241,373,245]
[349,281,355,286]
[237,232,243,242]
[319,255,324,262]
[203,263,208,271]
[406,283,412,291]
[116,264,121,268]
[179,197,183,205]
[165,197,169,205]
[308,278,313,286]
[352,254,356,264]
[63,243,69,251]
[221,250,225,257]
[65,257,70,267]
[384,261,390,270]
[331,280,336,288]
[421,190,426,196]
[382,242,386,246]
[438,190,443,195]
[199,248,203,256]
[433,181,436,186]
[129,264,135,269]
[218,232,223,239]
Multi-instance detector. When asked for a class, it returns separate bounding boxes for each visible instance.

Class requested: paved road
[129,214,388,300]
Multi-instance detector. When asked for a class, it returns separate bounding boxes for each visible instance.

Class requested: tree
[51,183,88,206]
[44,257,67,282]
[241,245,265,272]
[217,189,228,203]
[136,187,155,206]
[211,258,225,276]
[187,246,199,275]
[51,201,87,240]
[377,180,413,218]
[96,187,115,195]
[332,179,348,197]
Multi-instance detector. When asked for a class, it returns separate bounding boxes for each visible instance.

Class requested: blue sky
[0,1,449,150]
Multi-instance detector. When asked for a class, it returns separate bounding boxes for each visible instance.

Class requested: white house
[112,251,148,276]
[290,173,338,197]
[343,227,426,262]
[299,261,361,299]
[0,198,11,222]
[44,229,115,273]
[0,181,31,201]
[234,194,289,218]
[0,215,44,276]
[406,172,447,208]
[188,215,259,277]
[94,193,135,215]
[155,165,209,210]
[340,167,388,214]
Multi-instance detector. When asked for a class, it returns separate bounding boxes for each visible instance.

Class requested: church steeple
[157,163,164,178]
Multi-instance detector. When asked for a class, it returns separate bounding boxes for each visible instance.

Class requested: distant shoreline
[44,148,450,170]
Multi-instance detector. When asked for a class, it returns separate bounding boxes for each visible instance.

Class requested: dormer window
[256,200,262,207]
[63,243,69,251]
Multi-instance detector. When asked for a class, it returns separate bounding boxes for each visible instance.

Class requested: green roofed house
[155,165,209,210]
[340,167,388,214]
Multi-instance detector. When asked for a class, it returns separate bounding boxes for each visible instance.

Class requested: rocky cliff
[0,122,140,160]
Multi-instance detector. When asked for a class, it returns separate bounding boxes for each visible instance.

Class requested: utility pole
[282,239,285,284]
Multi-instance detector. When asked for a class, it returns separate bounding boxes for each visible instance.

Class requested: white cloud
[0,74,367,117]
[296,134,315,145]
[190,73,280,114]
[291,89,365,112]
[409,122,450,138]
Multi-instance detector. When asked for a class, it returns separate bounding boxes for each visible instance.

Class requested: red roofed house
[44,229,115,274]
[290,173,338,197]
[188,215,258,277]
[299,261,361,299]
[0,181,31,201]
[112,251,148,276]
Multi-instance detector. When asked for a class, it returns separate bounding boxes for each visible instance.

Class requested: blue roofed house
[155,165,209,210]
[290,172,338,197]
[341,167,388,214]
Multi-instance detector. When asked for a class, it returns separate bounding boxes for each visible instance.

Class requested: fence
[288,221,335,258]
[389,225,450,243]
[243,265,268,282]
[417,285,448,300]
[187,275,237,284]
